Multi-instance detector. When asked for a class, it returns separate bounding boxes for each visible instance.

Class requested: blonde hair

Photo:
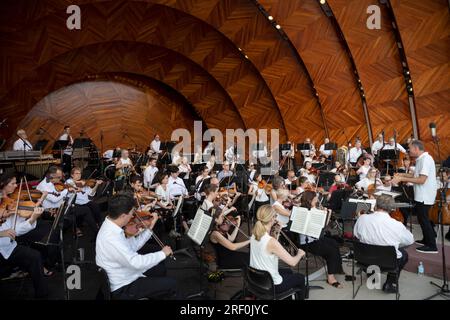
[252,205,275,241]
[275,189,289,201]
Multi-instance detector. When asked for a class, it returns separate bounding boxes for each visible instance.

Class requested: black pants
[0,245,48,298]
[274,268,305,299]
[74,201,102,233]
[62,154,72,176]
[112,244,176,300]
[386,248,409,285]
[299,237,344,275]
[16,220,59,268]
[414,201,437,249]
[217,251,249,270]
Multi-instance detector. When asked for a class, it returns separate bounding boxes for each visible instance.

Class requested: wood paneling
[391,0,450,158]
[8,78,199,152]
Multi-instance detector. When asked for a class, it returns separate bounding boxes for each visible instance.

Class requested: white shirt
[65,178,94,205]
[36,179,69,209]
[355,177,383,191]
[354,211,414,258]
[273,201,289,227]
[167,176,187,199]
[319,144,333,157]
[357,165,371,180]
[217,170,233,182]
[13,138,33,151]
[178,164,191,179]
[250,233,282,285]
[250,182,269,203]
[413,152,437,205]
[0,215,36,259]
[371,140,385,155]
[143,166,158,188]
[95,218,166,292]
[155,184,171,206]
[103,150,114,160]
[172,153,181,165]
[382,143,406,154]
[150,140,161,154]
[58,133,73,155]
[248,169,256,183]
[348,147,363,163]
[225,146,236,162]
[300,144,315,157]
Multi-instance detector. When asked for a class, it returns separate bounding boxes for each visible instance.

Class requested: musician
[36,166,70,210]
[272,189,291,228]
[178,157,192,185]
[1,173,56,278]
[285,170,299,192]
[209,200,250,270]
[194,166,210,201]
[356,157,372,180]
[398,157,415,176]
[299,161,316,184]
[248,171,271,215]
[193,145,203,164]
[13,129,33,151]
[167,165,188,200]
[143,157,159,189]
[171,150,181,166]
[58,125,74,175]
[149,134,162,157]
[154,173,173,210]
[347,140,363,166]
[300,138,315,159]
[0,200,47,298]
[327,174,349,200]
[115,149,134,180]
[299,191,346,288]
[95,194,177,300]
[250,205,305,299]
[330,161,348,182]
[205,155,216,172]
[319,138,333,159]
[355,168,383,192]
[247,163,257,183]
[270,175,286,203]
[65,167,103,237]
[224,142,237,163]
[382,137,407,154]
[371,133,385,157]
[392,140,437,253]
[354,195,414,293]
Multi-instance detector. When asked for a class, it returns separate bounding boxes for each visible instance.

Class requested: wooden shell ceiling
[0,0,448,156]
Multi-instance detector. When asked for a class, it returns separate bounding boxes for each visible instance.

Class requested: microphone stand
[425,134,449,300]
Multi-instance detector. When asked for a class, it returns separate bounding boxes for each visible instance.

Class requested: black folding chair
[352,241,400,300]
[243,266,302,300]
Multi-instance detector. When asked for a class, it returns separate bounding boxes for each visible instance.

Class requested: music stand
[34,139,49,152]
[52,140,69,163]
[318,171,335,189]
[324,142,337,151]
[379,149,397,175]
[297,143,311,152]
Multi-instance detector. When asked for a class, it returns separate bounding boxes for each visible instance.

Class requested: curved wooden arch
[259,0,371,147]
[11,77,201,152]
[0,41,246,138]
[0,1,286,139]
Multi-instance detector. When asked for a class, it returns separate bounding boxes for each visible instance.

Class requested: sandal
[327,281,343,288]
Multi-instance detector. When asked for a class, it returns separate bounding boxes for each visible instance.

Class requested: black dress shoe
[416,245,438,254]
[382,282,397,294]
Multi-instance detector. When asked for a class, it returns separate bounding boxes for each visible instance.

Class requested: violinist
[154,173,174,210]
[356,157,372,181]
[347,140,363,166]
[299,161,316,184]
[194,166,211,201]
[247,162,257,183]
[272,189,291,228]
[327,174,349,200]
[355,168,383,192]
[299,191,346,289]
[284,170,298,191]
[250,205,306,299]
[167,165,188,200]
[353,195,413,293]
[65,167,103,237]
[143,157,159,189]
[95,193,177,300]
[269,175,286,203]
[115,149,135,182]
[248,171,271,215]
[178,156,192,185]
[36,166,72,211]
[217,161,233,182]
[209,207,250,270]
[0,190,47,298]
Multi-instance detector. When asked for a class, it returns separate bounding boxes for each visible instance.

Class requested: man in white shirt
[0,206,47,298]
[382,138,407,154]
[143,157,159,189]
[348,140,363,165]
[354,195,414,293]
[392,140,438,253]
[300,138,315,158]
[167,165,188,200]
[95,193,176,299]
[13,129,33,151]
[36,166,71,210]
[319,138,333,159]
[371,133,385,156]
[149,134,162,157]
[58,125,74,175]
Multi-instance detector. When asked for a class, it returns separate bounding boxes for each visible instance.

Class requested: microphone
[429,122,437,139]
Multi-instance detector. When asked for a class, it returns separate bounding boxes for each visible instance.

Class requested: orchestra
[0,125,448,301]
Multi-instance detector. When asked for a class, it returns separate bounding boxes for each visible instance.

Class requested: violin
[73,179,102,188]
[0,197,38,219]
[124,210,157,237]
[10,189,43,201]
[258,180,273,193]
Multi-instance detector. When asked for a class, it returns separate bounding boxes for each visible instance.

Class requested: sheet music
[290,207,327,239]
[373,190,402,198]
[349,198,376,211]
[187,211,212,245]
